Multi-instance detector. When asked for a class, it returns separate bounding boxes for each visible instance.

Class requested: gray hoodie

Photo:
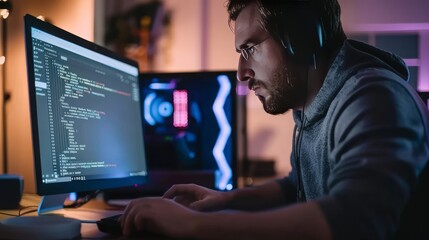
[278,40,429,240]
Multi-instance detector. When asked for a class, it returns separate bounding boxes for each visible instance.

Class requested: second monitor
[105,71,243,199]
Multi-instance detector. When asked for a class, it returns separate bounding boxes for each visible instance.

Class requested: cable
[18,206,38,216]
[0,211,18,217]
[294,104,306,202]
[0,205,39,217]
[294,65,311,202]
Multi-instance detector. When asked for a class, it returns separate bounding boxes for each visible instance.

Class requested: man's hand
[120,197,198,238]
[163,183,233,211]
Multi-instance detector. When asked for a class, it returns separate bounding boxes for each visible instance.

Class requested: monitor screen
[140,71,238,191]
[24,14,148,197]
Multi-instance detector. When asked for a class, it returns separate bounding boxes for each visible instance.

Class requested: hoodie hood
[298,39,410,125]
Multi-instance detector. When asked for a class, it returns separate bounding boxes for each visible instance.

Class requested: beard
[260,65,298,115]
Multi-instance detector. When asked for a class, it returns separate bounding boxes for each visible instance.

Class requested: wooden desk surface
[0,193,175,240]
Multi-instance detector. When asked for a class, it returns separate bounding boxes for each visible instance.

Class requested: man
[121,0,429,239]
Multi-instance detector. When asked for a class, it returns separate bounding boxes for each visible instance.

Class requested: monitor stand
[38,193,69,215]
[37,193,101,221]
[37,193,120,220]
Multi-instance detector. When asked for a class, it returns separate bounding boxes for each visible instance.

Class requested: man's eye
[247,46,255,54]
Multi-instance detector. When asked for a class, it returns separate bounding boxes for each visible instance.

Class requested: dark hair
[226,0,345,51]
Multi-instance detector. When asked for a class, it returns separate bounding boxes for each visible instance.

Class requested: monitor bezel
[24,14,147,195]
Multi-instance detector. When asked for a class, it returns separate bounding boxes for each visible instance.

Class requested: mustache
[248,78,265,90]
[248,78,255,90]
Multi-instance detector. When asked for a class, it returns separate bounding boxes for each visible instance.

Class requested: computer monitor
[141,71,238,190]
[104,71,245,200]
[24,14,148,214]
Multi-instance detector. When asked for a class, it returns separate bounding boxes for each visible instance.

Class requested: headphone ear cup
[279,3,326,64]
[316,19,326,49]
[281,35,295,56]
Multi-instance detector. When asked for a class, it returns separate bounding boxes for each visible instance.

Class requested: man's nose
[237,56,254,82]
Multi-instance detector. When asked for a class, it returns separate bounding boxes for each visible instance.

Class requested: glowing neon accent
[212,75,232,190]
[144,92,157,126]
[69,192,77,201]
[236,82,248,96]
[317,24,323,48]
[149,82,176,90]
[173,90,188,128]
[158,101,173,117]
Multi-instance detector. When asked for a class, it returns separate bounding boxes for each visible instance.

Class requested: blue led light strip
[212,75,232,190]
[144,92,157,126]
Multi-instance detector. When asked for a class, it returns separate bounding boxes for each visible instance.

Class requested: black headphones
[275,1,326,65]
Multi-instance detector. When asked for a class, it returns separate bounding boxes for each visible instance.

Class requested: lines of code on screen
[31,35,145,184]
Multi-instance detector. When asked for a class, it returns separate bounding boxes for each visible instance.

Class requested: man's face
[234,2,302,114]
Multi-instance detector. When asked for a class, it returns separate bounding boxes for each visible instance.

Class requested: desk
[0,194,174,240]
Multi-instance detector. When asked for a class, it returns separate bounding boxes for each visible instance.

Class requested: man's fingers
[163,184,198,199]
[190,198,214,211]
[173,195,195,207]
[163,184,183,199]
[122,207,135,236]
[121,199,148,235]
